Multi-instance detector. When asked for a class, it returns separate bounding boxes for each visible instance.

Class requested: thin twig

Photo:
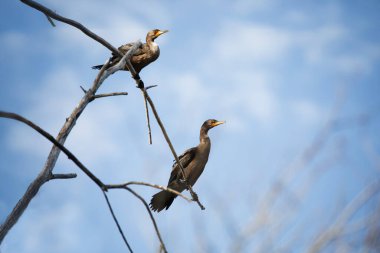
[146,85,158,90]
[142,90,153,144]
[105,181,192,202]
[92,92,129,100]
[0,111,105,189]
[102,191,133,253]
[45,14,56,27]
[92,41,154,146]
[124,187,168,253]
[141,85,157,145]
[121,59,153,145]
[80,85,87,93]
[49,173,77,180]
[20,0,121,57]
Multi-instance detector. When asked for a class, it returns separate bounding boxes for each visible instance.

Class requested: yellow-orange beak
[156,29,169,37]
[211,120,225,127]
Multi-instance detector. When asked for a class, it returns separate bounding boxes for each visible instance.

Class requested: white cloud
[208,18,380,76]
[165,70,278,133]
[210,20,353,69]
[213,22,291,65]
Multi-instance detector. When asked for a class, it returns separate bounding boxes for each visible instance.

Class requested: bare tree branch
[106,181,192,202]
[1,1,205,250]
[142,90,153,145]
[45,14,55,27]
[102,191,133,253]
[92,92,129,101]
[0,111,171,251]
[124,187,168,253]
[0,10,144,239]
[49,173,77,180]
[0,59,110,243]
[0,111,105,189]
[22,0,205,210]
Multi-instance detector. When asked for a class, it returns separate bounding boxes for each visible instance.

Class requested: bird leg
[132,73,144,89]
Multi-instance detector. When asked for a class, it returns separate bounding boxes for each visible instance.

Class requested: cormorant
[92,29,168,73]
[150,119,225,212]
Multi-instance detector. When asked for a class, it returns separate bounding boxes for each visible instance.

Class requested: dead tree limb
[124,187,168,253]
[0,61,110,243]
[0,111,106,188]
[0,110,138,250]
[49,173,77,180]
[105,181,192,202]
[21,0,205,210]
[102,191,133,253]
[1,0,205,249]
[92,92,129,101]
[0,111,170,251]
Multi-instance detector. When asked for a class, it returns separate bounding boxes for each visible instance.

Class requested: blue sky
[1,0,380,252]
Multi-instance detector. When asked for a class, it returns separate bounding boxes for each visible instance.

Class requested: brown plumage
[150,119,225,212]
[92,29,168,73]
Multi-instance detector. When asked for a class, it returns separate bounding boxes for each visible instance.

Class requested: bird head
[147,29,169,41]
[203,119,225,131]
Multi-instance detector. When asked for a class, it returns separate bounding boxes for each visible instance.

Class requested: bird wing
[168,147,197,184]
[112,42,145,57]
[118,43,133,53]
[108,42,145,65]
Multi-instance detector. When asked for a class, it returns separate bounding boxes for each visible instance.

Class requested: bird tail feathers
[149,190,177,212]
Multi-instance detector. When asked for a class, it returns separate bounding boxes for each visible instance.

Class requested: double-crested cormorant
[92,29,168,73]
[150,119,225,212]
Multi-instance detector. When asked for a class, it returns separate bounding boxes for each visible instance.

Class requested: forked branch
[0,111,168,252]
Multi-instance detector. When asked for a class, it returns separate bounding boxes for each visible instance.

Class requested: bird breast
[186,142,210,186]
[149,42,159,53]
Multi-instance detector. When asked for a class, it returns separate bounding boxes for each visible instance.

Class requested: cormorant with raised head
[92,29,168,73]
[150,119,225,212]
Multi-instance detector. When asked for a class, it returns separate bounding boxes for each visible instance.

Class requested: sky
[1,0,380,252]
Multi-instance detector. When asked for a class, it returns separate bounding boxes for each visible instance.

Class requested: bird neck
[146,36,159,52]
[200,128,210,143]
